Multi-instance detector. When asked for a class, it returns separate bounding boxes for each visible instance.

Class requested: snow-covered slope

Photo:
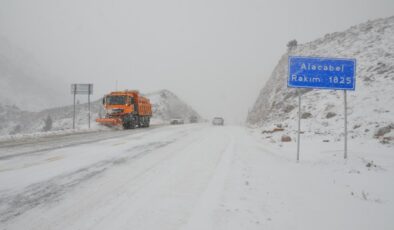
[0,104,33,135]
[0,89,201,136]
[0,101,104,136]
[247,16,394,143]
[145,89,201,123]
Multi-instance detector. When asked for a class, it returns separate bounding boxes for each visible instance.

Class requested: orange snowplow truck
[96,90,152,129]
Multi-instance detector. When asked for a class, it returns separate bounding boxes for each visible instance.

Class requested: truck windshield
[106,96,126,105]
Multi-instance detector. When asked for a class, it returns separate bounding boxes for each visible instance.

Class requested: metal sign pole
[288,56,355,162]
[71,83,93,129]
[344,90,348,159]
[73,84,76,129]
[88,86,91,129]
[297,90,301,162]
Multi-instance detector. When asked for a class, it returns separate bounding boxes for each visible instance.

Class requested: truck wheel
[129,121,136,129]
[139,117,145,128]
[142,116,149,128]
[130,116,139,129]
[123,122,130,129]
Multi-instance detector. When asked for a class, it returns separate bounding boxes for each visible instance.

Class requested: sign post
[344,91,348,159]
[288,56,356,161]
[71,84,93,129]
[88,86,91,128]
[297,89,301,162]
[73,84,76,129]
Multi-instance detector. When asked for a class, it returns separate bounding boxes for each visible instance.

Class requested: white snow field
[0,124,393,230]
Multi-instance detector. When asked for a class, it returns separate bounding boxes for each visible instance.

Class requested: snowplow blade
[96,118,122,126]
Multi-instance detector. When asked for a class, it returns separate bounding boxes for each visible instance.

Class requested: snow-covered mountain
[0,89,201,136]
[247,16,394,142]
[145,89,201,123]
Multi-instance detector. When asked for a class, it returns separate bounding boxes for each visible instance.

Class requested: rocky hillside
[0,89,201,136]
[247,16,394,143]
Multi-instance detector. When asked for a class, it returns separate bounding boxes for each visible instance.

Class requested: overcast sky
[1,0,393,123]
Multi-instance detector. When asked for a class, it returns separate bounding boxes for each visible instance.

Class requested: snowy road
[0,124,393,230]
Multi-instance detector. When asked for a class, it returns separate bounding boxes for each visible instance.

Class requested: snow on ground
[0,124,393,230]
[246,128,394,230]
[0,122,112,143]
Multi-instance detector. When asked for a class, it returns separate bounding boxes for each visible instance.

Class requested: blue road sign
[288,56,356,90]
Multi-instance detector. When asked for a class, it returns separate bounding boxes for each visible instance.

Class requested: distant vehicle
[170,118,184,125]
[212,117,224,126]
[96,90,152,129]
[189,115,198,123]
